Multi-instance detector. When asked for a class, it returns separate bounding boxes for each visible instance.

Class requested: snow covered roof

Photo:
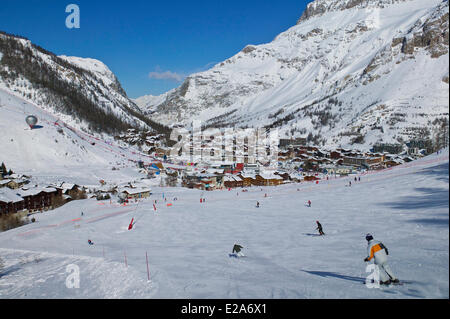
[16,187,58,197]
[0,179,11,186]
[120,188,151,195]
[0,188,24,203]
[258,172,283,180]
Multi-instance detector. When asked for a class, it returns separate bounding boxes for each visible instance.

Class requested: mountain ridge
[134,0,449,150]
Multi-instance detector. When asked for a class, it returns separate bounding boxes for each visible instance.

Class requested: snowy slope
[0,88,157,183]
[135,0,449,149]
[0,150,448,298]
[0,32,165,136]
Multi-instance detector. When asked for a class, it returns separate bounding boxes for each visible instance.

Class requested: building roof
[16,187,57,197]
[0,188,25,203]
[121,188,152,195]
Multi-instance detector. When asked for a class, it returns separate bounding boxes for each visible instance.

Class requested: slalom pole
[146,251,150,281]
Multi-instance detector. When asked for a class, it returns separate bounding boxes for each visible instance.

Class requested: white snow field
[0,150,448,299]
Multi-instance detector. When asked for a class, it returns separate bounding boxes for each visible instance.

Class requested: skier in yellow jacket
[364,234,399,285]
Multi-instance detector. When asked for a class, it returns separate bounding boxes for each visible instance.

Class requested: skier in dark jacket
[316,221,325,236]
[233,243,244,255]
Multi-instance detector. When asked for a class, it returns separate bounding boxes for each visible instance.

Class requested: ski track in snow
[0,150,448,298]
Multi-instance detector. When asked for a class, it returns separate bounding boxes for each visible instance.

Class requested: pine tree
[1,163,6,177]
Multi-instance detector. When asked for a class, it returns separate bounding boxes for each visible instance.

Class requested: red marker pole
[146,251,150,281]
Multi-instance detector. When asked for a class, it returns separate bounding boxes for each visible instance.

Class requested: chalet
[223,175,244,188]
[384,159,403,168]
[16,187,62,213]
[330,151,342,159]
[303,175,320,182]
[120,188,151,199]
[342,155,385,169]
[4,178,29,190]
[254,172,284,186]
[59,183,86,200]
[0,188,25,215]
[238,173,256,187]
[0,179,10,189]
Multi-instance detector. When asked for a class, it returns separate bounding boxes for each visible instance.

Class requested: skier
[349,181,352,187]
[316,221,325,235]
[232,243,244,257]
[256,201,260,208]
[308,200,311,207]
[81,211,84,216]
[88,239,94,245]
[364,234,399,285]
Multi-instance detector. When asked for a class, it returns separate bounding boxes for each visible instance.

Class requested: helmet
[365,233,373,242]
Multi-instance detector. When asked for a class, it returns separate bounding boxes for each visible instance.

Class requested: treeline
[0,31,171,138]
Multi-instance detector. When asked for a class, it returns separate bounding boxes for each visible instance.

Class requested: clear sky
[0,0,310,98]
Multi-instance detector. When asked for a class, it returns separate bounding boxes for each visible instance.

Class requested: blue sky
[0,0,310,98]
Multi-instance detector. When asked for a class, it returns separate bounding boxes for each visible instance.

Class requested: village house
[238,172,256,187]
[0,179,10,189]
[223,175,244,188]
[254,172,284,186]
[342,155,385,169]
[16,187,62,213]
[1,178,29,190]
[120,188,151,200]
[0,188,25,215]
[57,182,86,200]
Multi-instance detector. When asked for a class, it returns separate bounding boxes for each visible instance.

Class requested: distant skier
[81,211,84,216]
[354,177,357,182]
[256,201,260,208]
[349,181,352,187]
[232,243,244,257]
[316,221,325,235]
[358,177,361,182]
[88,239,94,245]
[364,234,399,285]
[307,200,311,207]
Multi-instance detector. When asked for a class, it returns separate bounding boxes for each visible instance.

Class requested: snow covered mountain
[0,87,157,177]
[0,31,168,136]
[135,0,449,149]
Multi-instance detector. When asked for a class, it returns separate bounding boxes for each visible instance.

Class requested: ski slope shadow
[303,233,322,237]
[301,270,366,284]
[416,162,449,184]
[379,186,449,227]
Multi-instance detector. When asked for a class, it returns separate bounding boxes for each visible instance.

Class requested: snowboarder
[364,234,399,285]
[316,221,325,235]
[88,239,94,245]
